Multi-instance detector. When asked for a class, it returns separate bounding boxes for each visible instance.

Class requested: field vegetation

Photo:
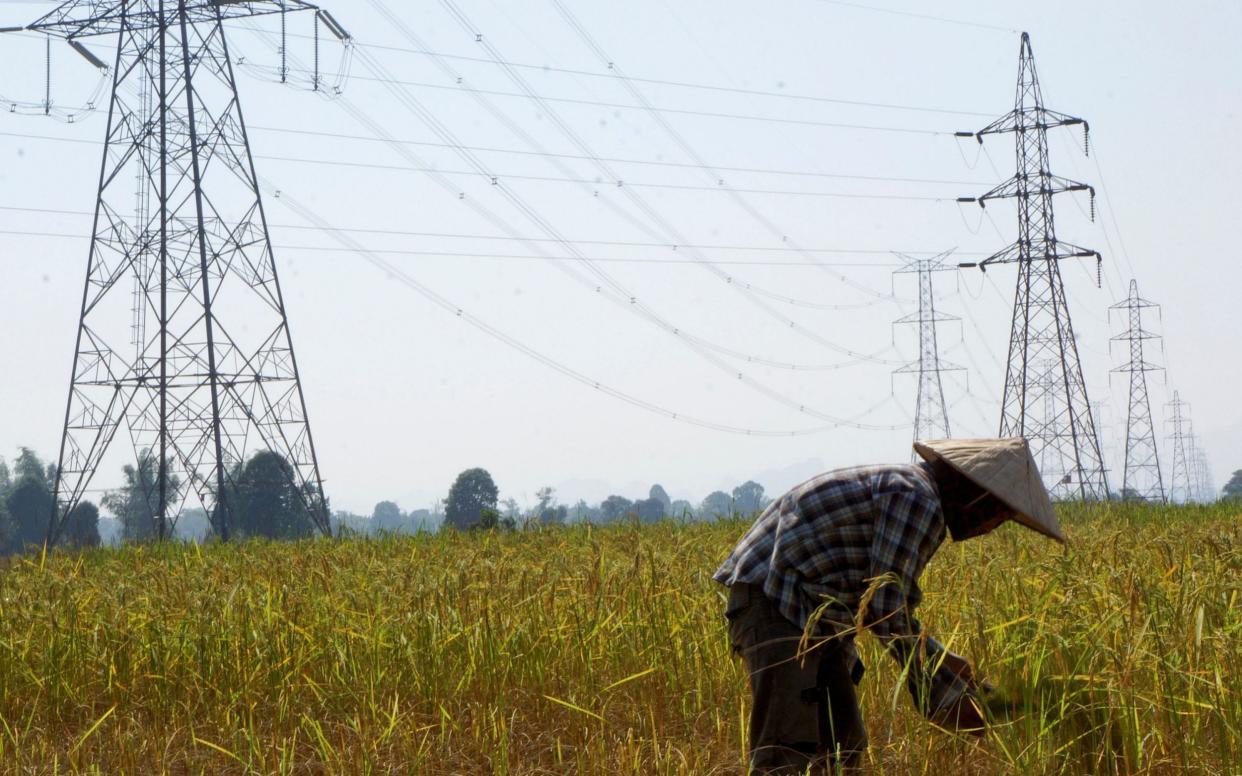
[1,501,1240,774]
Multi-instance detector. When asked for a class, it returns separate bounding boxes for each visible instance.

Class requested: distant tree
[648,484,671,512]
[633,497,665,523]
[700,490,734,519]
[1223,470,1242,501]
[6,477,52,549]
[13,447,52,490]
[103,451,181,542]
[501,497,523,523]
[444,468,500,530]
[732,481,767,515]
[219,451,316,540]
[0,457,11,492]
[571,499,600,523]
[669,499,694,520]
[532,486,567,525]
[407,509,434,532]
[64,501,101,548]
[600,494,634,522]
[0,500,14,554]
[174,508,213,542]
[371,500,406,533]
[476,506,515,530]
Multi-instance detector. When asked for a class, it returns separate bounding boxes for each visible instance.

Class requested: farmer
[715,438,1064,773]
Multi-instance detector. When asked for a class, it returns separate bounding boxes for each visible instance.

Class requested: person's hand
[933,692,987,736]
[938,651,975,684]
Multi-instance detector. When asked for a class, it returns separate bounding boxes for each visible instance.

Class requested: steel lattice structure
[959,32,1108,501]
[3,1,347,543]
[1166,391,1195,504]
[1109,279,1165,502]
[893,253,962,447]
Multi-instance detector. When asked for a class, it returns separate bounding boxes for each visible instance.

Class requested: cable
[381,0,912,338]
[265,61,950,136]
[537,0,916,305]
[809,0,1019,34]
[0,203,968,262]
[263,30,994,117]
[274,186,909,434]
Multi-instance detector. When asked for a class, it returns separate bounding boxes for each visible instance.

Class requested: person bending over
[715,438,1063,774]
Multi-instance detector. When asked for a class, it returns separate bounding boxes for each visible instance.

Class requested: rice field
[1,501,1240,774]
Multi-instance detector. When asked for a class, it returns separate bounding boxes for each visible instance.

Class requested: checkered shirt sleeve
[714,464,974,716]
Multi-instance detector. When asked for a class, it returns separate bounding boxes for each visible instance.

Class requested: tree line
[333,468,773,534]
[2,448,775,552]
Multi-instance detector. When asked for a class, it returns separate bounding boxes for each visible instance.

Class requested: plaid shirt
[714,462,972,713]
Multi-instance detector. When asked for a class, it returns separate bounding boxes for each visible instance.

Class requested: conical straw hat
[913,437,1064,543]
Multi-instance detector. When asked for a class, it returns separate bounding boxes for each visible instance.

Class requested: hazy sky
[1,0,1238,515]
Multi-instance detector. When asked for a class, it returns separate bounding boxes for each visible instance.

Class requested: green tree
[600,494,634,523]
[6,477,52,549]
[444,468,500,530]
[732,481,767,515]
[634,497,665,523]
[14,447,52,489]
[1223,470,1242,501]
[64,501,101,548]
[371,500,406,533]
[669,499,694,520]
[103,451,181,542]
[220,451,316,540]
[533,486,566,525]
[700,490,733,519]
[648,484,671,513]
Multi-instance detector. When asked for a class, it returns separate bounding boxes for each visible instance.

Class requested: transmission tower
[893,252,962,446]
[958,32,1108,501]
[2,1,350,543]
[1192,444,1216,503]
[1166,391,1195,504]
[1109,279,1165,502]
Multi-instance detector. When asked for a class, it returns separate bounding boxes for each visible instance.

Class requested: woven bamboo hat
[913,437,1064,543]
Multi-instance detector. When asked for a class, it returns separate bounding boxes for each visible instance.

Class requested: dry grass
[1,501,1240,774]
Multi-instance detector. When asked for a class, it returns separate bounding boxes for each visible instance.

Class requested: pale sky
[1,0,1238,515]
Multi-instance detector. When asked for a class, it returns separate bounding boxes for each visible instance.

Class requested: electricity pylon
[1192,444,1216,503]
[1166,391,1194,504]
[958,32,1108,501]
[1109,279,1165,502]
[893,252,962,446]
[2,1,349,543]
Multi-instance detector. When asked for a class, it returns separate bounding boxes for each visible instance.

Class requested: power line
[265,27,994,117]
[0,128,964,200]
[0,204,973,261]
[810,0,1019,34]
[261,61,951,136]
[274,186,909,434]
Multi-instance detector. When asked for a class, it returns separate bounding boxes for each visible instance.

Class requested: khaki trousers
[726,583,867,775]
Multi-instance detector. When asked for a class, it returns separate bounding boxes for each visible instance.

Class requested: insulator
[44,35,51,116]
[1096,256,1102,289]
[280,7,287,84]
[313,12,321,92]
[1083,124,1089,157]
[1089,190,1096,222]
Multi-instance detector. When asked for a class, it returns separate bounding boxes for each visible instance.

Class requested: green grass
[1,501,1240,774]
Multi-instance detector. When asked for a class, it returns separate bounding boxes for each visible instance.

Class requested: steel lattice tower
[1192,445,1216,503]
[1166,391,1194,504]
[959,32,1108,501]
[1109,279,1165,502]
[893,253,962,446]
[4,1,347,543]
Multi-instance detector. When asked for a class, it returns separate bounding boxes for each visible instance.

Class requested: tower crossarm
[962,239,1099,270]
[961,172,1093,207]
[18,1,329,39]
[960,106,1087,142]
